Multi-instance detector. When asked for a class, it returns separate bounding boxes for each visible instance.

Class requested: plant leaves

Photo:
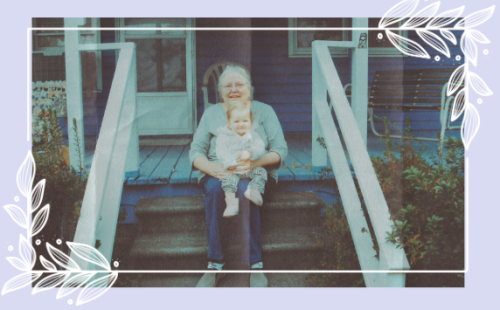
[17,151,35,198]
[32,272,69,295]
[31,204,50,237]
[401,2,440,28]
[468,29,490,44]
[455,6,495,28]
[416,29,450,58]
[19,234,36,270]
[40,255,57,272]
[461,103,480,150]
[2,272,43,295]
[451,89,466,121]
[46,243,81,271]
[67,242,111,271]
[31,179,45,214]
[440,29,457,45]
[386,30,430,59]
[461,31,478,66]
[469,72,493,96]
[379,0,419,28]
[57,272,95,299]
[3,204,28,229]
[427,6,465,28]
[447,64,465,96]
[76,272,118,306]
[7,257,28,271]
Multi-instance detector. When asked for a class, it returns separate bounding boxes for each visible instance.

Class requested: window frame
[288,18,407,58]
[32,18,103,91]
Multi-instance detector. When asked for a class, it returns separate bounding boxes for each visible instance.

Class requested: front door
[118,18,196,135]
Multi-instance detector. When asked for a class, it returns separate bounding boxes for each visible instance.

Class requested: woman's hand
[210,162,233,179]
[230,156,252,175]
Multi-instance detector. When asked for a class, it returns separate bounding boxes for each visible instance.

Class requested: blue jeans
[200,175,276,268]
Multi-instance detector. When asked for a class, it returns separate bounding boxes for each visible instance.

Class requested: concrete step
[135,192,325,234]
[128,227,323,270]
[118,272,312,287]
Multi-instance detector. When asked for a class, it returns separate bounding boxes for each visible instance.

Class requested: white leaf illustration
[386,30,430,59]
[447,64,465,96]
[461,103,480,150]
[427,6,465,28]
[3,204,28,229]
[30,204,50,237]
[32,272,69,295]
[7,257,28,271]
[416,29,450,57]
[56,272,95,299]
[2,272,43,295]
[17,151,35,198]
[402,2,440,28]
[31,179,45,214]
[451,89,466,121]
[469,72,493,96]
[40,255,57,272]
[19,234,36,270]
[379,0,419,28]
[440,29,457,45]
[46,243,81,271]
[461,31,478,66]
[76,272,118,306]
[468,29,490,44]
[455,5,495,29]
[67,242,111,271]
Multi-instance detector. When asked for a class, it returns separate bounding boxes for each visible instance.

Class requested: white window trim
[32,18,103,91]
[288,18,407,58]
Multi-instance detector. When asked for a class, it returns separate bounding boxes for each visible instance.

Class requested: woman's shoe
[223,197,239,217]
[249,261,268,287]
[196,262,226,287]
[244,188,263,206]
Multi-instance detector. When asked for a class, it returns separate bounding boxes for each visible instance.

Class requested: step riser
[129,247,323,271]
[137,208,323,234]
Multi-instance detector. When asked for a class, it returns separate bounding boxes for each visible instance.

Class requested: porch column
[351,18,369,146]
[64,18,86,172]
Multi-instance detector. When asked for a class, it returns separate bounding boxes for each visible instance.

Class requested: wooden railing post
[351,18,369,146]
[124,49,139,179]
[64,18,86,172]
[312,42,328,170]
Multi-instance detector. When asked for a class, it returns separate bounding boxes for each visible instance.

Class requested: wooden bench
[345,68,461,149]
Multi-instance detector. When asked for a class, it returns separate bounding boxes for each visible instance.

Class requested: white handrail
[69,42,139,270]
[312,40,410,287]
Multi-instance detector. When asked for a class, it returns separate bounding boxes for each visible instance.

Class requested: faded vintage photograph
[30,17,464,288]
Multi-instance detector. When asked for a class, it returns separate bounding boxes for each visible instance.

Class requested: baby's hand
[240,150,252,160]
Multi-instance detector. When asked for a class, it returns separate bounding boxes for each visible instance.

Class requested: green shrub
[32,108,87,262]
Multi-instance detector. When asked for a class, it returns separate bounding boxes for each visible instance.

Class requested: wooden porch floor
[82,132,452,186]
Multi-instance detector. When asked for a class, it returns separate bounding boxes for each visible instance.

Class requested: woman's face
[220,72,251,106]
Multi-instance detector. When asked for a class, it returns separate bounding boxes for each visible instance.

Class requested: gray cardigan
[189,101,288,183]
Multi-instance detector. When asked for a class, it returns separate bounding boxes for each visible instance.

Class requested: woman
[189,64,287,287]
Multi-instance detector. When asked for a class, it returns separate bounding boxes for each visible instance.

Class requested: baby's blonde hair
[226,102,253,123]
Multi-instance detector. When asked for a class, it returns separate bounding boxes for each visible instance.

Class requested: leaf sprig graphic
[2,151,118,305]
[380,0,495,149]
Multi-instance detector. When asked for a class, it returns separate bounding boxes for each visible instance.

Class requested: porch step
[135,192,325,234]
[119,273,312,287]
[128,227,323,270]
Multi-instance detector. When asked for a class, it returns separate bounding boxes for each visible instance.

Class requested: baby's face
[228,109,251,136]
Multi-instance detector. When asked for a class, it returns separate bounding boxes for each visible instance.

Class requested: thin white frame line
[26,25,468,275]
[31,270,465,274]
[465,157,469,273]
[27,28,31,142]
[30,27,461,31]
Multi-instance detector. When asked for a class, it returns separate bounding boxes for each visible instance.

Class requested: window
[288,18,407,57]
[116,18,189,93]
[32,18,103,91]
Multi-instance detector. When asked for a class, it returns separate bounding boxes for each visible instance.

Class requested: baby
[215,102,268,217]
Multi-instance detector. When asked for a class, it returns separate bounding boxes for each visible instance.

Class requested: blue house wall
[32,18,464,138]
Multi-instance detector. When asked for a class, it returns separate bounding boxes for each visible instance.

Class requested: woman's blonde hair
[218,64,253,99]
